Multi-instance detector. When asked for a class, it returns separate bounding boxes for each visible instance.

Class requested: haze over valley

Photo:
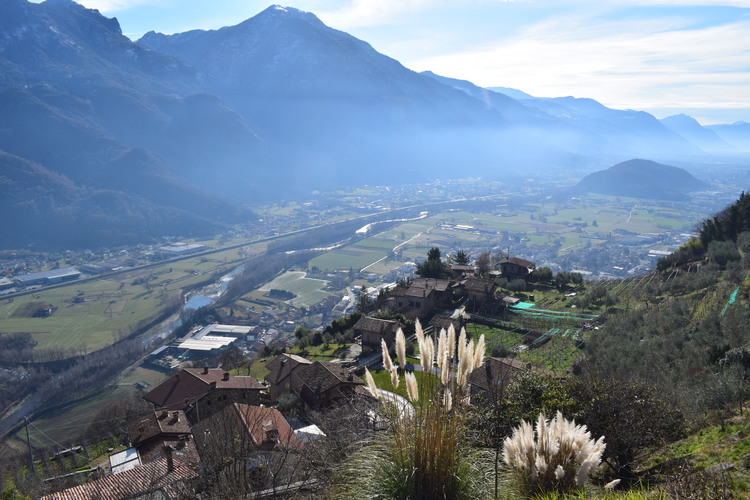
[2,2,750,498]
[1,0,749,250]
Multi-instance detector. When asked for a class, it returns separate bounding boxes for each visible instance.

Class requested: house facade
[498,257,535,280]
[354,316,405,354]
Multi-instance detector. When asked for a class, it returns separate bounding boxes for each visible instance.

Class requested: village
[35,251,595,499]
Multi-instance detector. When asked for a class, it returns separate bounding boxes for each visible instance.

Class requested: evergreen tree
[415,247,452,279]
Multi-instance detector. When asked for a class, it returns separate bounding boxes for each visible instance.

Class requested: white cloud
[412,13,750,112]
[600,0,750,6]
[74,0,161,12]
[318,0,439,28]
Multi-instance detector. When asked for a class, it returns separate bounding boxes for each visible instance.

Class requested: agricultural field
[0,243,263,355]
[308,246,390,273]
[257,271,331,308]
[303,193,709,282]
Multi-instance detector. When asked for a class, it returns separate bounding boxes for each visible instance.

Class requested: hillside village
[10,187,750,499]
[23,250,601,499]
[3,1,750,498]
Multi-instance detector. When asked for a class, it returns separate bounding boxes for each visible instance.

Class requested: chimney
[223,372,230,381]
[163,445,174,473]
[203,366,209,374]
[160,409,168,419]
[209,381,217,389]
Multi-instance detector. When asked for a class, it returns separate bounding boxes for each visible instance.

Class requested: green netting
[512,301,536,310]
[720,287,740,317]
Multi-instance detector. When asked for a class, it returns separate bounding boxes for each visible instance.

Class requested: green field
[286,343,351,361]
[0,243,264,354]
[258,271,331,307]
[369,368,439,400]
[308,246,390,271]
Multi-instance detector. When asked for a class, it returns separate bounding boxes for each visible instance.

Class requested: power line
[29,420,67,451]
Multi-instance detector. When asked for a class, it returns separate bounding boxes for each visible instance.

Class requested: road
[3,193,505,301]
[376,389,414,419]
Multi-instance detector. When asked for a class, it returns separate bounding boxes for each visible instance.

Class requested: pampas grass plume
[382,339,393,372]
[448,323,456,360]
[405,371,419,402]
[415,318,424,346]
[457,327,467,363]
[503,411,606,494]
[396,327,407,369]
[473,334,485,369]
[436,328,447,370]
[365,368,379,399]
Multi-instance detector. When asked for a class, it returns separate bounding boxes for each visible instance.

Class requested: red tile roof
[143,368,264,410]
[40,458,197,500]
[232,403,303,451]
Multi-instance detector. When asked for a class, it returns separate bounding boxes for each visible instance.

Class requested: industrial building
[13,267,81,287]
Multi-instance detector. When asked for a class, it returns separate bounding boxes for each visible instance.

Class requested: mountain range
[1,1,748,249]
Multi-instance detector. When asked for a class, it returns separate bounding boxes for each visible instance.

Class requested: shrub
[503,411,606,495]
[567,379,686,480]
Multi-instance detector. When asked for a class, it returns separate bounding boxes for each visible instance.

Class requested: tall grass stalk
[362,326,489,499]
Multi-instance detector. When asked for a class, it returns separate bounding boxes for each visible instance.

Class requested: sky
[43,0,750,125]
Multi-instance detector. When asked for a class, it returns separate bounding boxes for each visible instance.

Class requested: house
[354,316,405,354]
[197,403,303,453]
[193,404,305,492]
[128,410,200,466]
[34,304,53,317]
[428,314,465,337]
[458,277,499,314]
[503,296,521,307]
[291,361,367,410]
[389,278,453,318]
[265,353,313,402]
[143,368,265,423]
[498,257,535,280]
[468,357,554,404]
[40,456,197,500]
[450,264,475,279]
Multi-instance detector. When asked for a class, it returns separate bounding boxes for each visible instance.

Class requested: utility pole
[24,416,35,474]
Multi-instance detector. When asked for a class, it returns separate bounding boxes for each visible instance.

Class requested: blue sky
[46,0,750,125]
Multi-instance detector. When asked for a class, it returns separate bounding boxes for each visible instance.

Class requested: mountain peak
[262,5,310,16]
[575,158,704,201]
[253,4,323,25]
[662,113,699,126]
[41,0,123,36]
